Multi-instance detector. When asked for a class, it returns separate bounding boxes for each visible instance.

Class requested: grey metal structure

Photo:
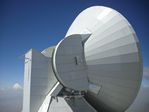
[22,6,143,112]
[53,35,88,91]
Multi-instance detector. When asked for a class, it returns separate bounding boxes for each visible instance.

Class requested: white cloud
[0,87,5,91]
[12,83,22,90]
[142,67,149,87]
[143,67,149,76]
[142,78,149,88]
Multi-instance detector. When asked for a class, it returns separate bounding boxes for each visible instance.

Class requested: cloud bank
[0,68,149,112]
[0,83,23,112]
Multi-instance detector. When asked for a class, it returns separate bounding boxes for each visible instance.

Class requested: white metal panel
[22,49,57,112]
[22,50,32,112]
[42,46,55,58]
[53,35,88,91]
[38,82,63,112]
[89,83,101,95]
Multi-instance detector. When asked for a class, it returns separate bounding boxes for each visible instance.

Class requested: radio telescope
[22,6,143,112]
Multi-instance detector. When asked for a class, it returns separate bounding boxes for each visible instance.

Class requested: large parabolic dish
[65,6,143,111]
[23,6,143,112]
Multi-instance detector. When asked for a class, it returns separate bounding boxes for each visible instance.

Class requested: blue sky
[0,0,149,88]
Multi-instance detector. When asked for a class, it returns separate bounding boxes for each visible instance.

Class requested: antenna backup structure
[22,6,143,112]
